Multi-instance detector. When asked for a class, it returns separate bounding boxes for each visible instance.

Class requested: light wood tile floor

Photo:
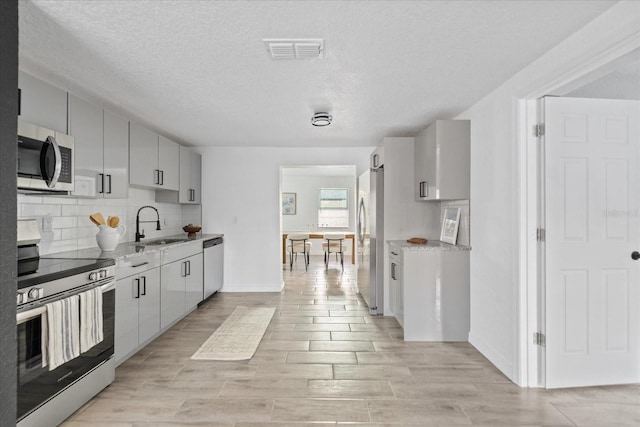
[62,256,640,426]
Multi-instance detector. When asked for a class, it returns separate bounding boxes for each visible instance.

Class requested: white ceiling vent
[263,39,324,60]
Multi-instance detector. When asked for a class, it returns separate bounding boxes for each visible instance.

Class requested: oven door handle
[17,306,46,325]
[17,280,116,325]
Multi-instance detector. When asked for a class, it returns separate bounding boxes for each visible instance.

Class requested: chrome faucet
[135,205,161,242]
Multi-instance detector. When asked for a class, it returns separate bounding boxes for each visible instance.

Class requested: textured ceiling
[18,0,616,147]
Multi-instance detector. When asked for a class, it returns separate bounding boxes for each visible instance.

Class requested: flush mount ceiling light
[311,112,332,127]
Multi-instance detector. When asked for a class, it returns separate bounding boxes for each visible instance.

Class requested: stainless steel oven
[17,119,74,192]
[17,259,116,427]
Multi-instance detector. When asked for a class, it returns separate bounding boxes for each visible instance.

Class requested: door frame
[518,39,640,387]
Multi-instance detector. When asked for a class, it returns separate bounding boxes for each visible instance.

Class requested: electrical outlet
[164,218,168,226]
[42,217,52,232]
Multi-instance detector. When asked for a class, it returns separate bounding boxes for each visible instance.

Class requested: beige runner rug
[190,306,276,361]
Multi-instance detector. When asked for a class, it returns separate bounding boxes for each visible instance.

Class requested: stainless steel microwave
[17,120,74,192]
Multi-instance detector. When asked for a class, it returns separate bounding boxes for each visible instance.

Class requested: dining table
[282,232,356,264]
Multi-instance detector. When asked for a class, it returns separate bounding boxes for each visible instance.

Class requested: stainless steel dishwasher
[203,237,223,300]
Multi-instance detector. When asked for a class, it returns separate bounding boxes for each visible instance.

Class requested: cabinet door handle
[419,181,429,198]
[391,262,397,280]
[107,174,112,194]
[134,278,140,299]
[141,275,147,296]
[373,153,379,168]
[182,261,187,277]
[154,169,159,185]
[160,170,164,186]
[187,260,191,276]
[98,173,105,194]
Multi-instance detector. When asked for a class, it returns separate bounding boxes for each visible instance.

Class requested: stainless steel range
[16,220,116,427]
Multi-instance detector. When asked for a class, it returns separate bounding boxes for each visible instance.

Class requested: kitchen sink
[141,238,191,246]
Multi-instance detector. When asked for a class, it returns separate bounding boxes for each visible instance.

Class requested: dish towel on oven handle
[41,295,80,371]
[79,286,104,353]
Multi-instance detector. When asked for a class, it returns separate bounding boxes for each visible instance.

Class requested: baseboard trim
[220,283,284,293]
[469,330,516,384]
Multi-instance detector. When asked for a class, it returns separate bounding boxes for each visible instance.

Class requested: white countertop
[387,239,471,251]
[45,233,224,262]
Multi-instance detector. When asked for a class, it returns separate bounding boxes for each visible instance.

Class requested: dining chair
[287,233,311,271]
[322,233,345,271]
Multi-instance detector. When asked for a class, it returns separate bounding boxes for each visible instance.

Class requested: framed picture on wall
[440,207,461,244]
[282,192,296,215]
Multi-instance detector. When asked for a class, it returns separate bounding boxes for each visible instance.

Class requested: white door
[544,96,640,388]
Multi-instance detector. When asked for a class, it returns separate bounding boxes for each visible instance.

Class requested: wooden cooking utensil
[90,212,106,226]
[109,216,120,227]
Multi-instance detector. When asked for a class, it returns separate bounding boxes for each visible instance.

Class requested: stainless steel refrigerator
[357,167,384,315]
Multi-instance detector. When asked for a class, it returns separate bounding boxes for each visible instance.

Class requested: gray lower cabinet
[389,242,470,342]
[18,70,68,133]
[114,266,161,364]
[160,242,203,329]
[185,253,204,310]
[389,250,404,328]
[68,95,129,198]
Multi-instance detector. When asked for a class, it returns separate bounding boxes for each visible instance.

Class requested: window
[318,188,349,228]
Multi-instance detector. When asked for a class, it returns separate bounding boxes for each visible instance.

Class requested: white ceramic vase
[96,224,126,251]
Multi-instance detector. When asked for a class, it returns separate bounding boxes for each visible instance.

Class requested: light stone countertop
[45,233,224,262]
[387,239,471,251]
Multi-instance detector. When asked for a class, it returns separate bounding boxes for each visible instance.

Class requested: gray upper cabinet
[180,146,201,204]
[414,120,470,201]
[158,135,179,191]
[130,122,180,191]
[371,147,384,170]
[18,71,68,133]
[156,145,201,204]
[129,122,158,188]
[103,110,129,198]
[69,95,103,197]
[69,95,129,198]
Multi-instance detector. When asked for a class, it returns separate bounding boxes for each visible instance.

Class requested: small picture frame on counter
[440,207,461,245]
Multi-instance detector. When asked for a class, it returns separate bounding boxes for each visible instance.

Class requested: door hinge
[533,331,545,346]
[533,124,545,138]
[536,228,545,242]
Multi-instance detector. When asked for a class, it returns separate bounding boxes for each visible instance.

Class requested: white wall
[456,1,640,384]
[18,189,201,255]
[198,147,372,292]
[282,173,355,256]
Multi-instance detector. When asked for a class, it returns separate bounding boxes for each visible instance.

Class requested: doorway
[521,48,640,388]
[279,165,357,272]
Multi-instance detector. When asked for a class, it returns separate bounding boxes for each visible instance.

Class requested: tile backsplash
[18,188,201,255]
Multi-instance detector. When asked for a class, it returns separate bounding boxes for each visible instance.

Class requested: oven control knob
[27,288,42,299]
[99,269,108,279]
[17,291,26,304]
[89,272,98,281]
